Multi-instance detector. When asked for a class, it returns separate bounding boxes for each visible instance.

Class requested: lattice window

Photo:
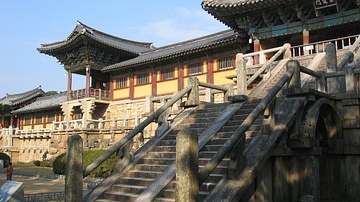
[219,56,235,70]
[47,113,55,123]
[161,68,174,80]
[188,62,202,75]
[116,77,128,89]
[36,115,42,124]
[25,116,31,125]
[137,72,150,85]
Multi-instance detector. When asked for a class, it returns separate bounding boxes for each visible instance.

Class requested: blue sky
[0,1,227,96]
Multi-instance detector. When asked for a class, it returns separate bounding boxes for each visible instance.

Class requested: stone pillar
[326,43,340,94]
[175,128,198,202]
[236,53,248,95]
[344,52,356,92]
[300,156,320,202]
[184,77,200,107]
[65,134,83,202]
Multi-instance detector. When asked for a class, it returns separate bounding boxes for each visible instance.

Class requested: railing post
[145,95,154,114]
[184,77,200,107]
[175,128,198,202]
[286,60,301,94]
[326,43,341,94]
[283,43,291,59]
[344,52,357,93]
[205,88,214,102]
[236,53,247,95]
[65,134,83,202]
[225,84,233,102]
[261,98,276,135]
[316,71,327,93]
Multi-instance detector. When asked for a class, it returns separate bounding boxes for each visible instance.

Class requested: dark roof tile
[103,29,240,71]
[0,86,45,106]
[12,92,67,114]
[38,21,154,54]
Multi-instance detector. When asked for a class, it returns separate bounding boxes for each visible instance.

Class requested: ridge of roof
[0,86,45,106]
[38,21,154,54]
[103,29,240,71]
[12,92,67,114]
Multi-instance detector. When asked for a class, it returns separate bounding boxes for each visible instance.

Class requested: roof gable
[0,86,45,106]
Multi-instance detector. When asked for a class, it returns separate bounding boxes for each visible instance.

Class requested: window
[36,115,42,124]
[116,77,128,89]
[188,62,202,75]
[47,114,55,123]
[25,116,31,125]
[161,68,174,80]
[137,72,149,85]
[219,56,235,70]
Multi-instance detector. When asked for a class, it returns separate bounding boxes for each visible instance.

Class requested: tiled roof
[37,21,154,55]
[12,92,67,114]
[201,0,294,30]
[103,29,240,71]
[202,0,284,11]
[0,86,45,106]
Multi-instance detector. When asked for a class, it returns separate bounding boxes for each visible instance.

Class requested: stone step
[124,170,163,179]
[116,177,155,187]
[102,191,139,202]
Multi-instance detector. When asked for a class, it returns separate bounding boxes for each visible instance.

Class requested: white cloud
[139,8,227,46]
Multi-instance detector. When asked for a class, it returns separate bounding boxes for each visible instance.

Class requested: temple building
[0,0,359,163]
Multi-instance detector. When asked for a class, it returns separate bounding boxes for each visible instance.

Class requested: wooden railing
[291,34,359,57]
[70,88,110,101]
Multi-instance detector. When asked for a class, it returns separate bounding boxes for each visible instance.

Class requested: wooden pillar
[178,65,184,91]
[253,38,260,64]
[67,70,72,101]
[151,70,157,96]
[129,73,134,100]
[85,66,90,98]
[303,29,310,55]
[207,59,214,84]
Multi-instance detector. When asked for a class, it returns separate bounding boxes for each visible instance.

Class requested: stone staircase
[88,50,339,202]
[90,98,264,202]
[153,99,263,201]
[93,102,230,201]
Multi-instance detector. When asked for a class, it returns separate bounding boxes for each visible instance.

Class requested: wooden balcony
[70,88,110,101]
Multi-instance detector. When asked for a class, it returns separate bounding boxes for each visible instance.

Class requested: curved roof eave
[12,93,67,114]
[37,21,154,55]
[103,29,242,72]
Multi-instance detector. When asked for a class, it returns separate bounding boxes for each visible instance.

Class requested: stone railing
[178,40,360,201]
[51,117,140,132]
[24,192,65,202]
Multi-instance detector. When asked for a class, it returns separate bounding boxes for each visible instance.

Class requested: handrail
[247,43,291,85]
[198,67,295,184]
[83,85,193,177]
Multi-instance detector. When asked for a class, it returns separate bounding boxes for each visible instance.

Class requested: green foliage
[45,91,59,96]
[40,160,52,167]
[52,150,119,178]
[33,160,41,166]
[42,151,48,161]
[52,153,67,175]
